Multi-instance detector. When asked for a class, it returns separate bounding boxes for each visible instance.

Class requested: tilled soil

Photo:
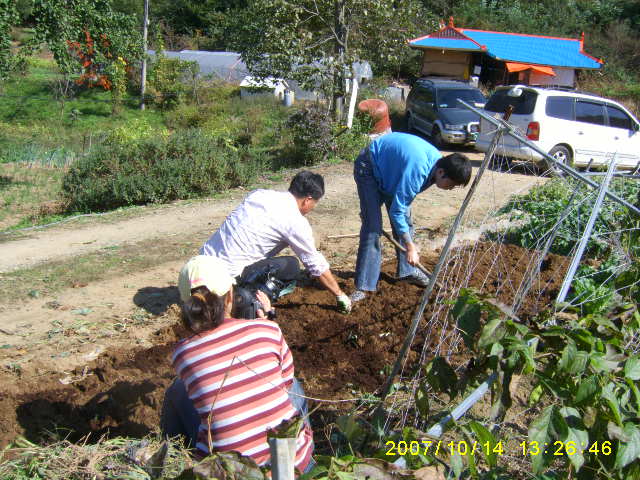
[0,241,568,448]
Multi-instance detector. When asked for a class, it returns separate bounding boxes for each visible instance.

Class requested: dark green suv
[405,77,486,147]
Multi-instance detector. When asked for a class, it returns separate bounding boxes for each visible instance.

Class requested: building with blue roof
[408,18,602,88]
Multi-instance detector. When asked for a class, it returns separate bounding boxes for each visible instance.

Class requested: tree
[227,0,436,116]
[0,0,19,83]
[31,0,142,87]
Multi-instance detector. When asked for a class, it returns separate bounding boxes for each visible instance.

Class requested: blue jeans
[160,377,314,472]
[354,149,417,291]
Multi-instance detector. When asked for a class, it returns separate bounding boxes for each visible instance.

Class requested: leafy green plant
[498,178,640,259]
[568,275,616,316]
[107,56,127,115]
[426,289,640,479]
[146,34,199,109]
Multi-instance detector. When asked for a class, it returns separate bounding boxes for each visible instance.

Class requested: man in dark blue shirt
[349,132,471,304]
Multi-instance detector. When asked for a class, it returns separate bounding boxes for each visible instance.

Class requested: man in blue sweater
[349,132,471,304]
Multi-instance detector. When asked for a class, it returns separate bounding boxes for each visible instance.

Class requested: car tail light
[526,122,540,140]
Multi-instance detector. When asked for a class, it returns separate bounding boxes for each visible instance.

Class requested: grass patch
[0,57,165,162]
[0,435,191,480]
[1,55,368,222]
[0,164,66,231]
[0,232,203,304]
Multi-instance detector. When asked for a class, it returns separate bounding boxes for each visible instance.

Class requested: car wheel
[431,126,444,148]
[547,145,572,177]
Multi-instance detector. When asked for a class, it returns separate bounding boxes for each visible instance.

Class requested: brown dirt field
[0,241,568,448]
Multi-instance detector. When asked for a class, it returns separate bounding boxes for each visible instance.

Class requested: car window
[437,89,485,108]
[606,105,633,130]
[411,87,433,103]
[546,96,574,120]
[484,89,537,114]
[575,101,605,126]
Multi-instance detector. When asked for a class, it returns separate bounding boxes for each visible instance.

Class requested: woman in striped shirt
[161,255,314,474]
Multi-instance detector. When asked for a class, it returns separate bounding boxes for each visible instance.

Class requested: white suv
[475,86,640,170]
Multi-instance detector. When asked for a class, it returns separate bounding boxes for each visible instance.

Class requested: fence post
[140,0,150,110]
[269,437,296,480]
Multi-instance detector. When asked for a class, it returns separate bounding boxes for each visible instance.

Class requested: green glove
[336,294,352,314]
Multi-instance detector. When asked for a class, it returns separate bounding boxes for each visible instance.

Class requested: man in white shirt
[200,171,351,313]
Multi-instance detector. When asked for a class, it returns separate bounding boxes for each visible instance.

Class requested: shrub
[61,128,267,212]
[285,104,335,165]
[333,113,371,162]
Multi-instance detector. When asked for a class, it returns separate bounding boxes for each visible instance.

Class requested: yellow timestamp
[385,440,505,457]
[520,441,612,456]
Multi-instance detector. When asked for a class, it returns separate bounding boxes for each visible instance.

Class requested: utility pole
[140,0,149,110]
[333,0,346,121]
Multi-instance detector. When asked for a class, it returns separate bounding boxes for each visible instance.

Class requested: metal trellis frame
[379,116,511,405]
[556,154,620,304]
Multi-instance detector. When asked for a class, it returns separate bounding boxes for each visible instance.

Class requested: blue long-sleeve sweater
[369,132,442,236]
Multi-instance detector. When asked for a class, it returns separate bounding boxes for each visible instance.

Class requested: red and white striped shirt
[172,318,313,472]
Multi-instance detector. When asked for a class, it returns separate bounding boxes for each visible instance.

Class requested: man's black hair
[436,153,472,186]
[288,171,325,200]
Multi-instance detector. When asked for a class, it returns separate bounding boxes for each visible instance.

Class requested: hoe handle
[381,230,442,288]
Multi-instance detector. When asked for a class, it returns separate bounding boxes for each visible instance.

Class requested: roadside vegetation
[0,52,371,229]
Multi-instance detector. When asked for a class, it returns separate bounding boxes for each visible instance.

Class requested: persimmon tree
[32,0,141,92]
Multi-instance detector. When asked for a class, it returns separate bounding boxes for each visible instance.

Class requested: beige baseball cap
[178,255,236,302]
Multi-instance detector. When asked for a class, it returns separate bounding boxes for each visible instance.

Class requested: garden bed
[0,241,568,448]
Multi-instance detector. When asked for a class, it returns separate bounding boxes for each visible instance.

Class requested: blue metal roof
[410,37,482,51]
[409,28,602,69]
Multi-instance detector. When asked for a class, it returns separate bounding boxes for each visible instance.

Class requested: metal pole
[140,0,149,110]
[458,100,640,217]
[511,183,582,314]
[379,122,509,402]
[556,154,619,304]
[269,438,296,480]
[426,373,498,438]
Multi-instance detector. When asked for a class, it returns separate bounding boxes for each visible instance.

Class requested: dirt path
[0,154,545,378]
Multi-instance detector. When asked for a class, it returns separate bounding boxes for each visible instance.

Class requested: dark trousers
[160,376,312,447]
[238,256,301,285]
[353,149,417,291]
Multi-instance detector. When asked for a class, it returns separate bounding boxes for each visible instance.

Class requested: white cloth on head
[200,189,330,277]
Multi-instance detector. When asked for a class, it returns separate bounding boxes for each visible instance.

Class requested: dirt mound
[0,242,567,448]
